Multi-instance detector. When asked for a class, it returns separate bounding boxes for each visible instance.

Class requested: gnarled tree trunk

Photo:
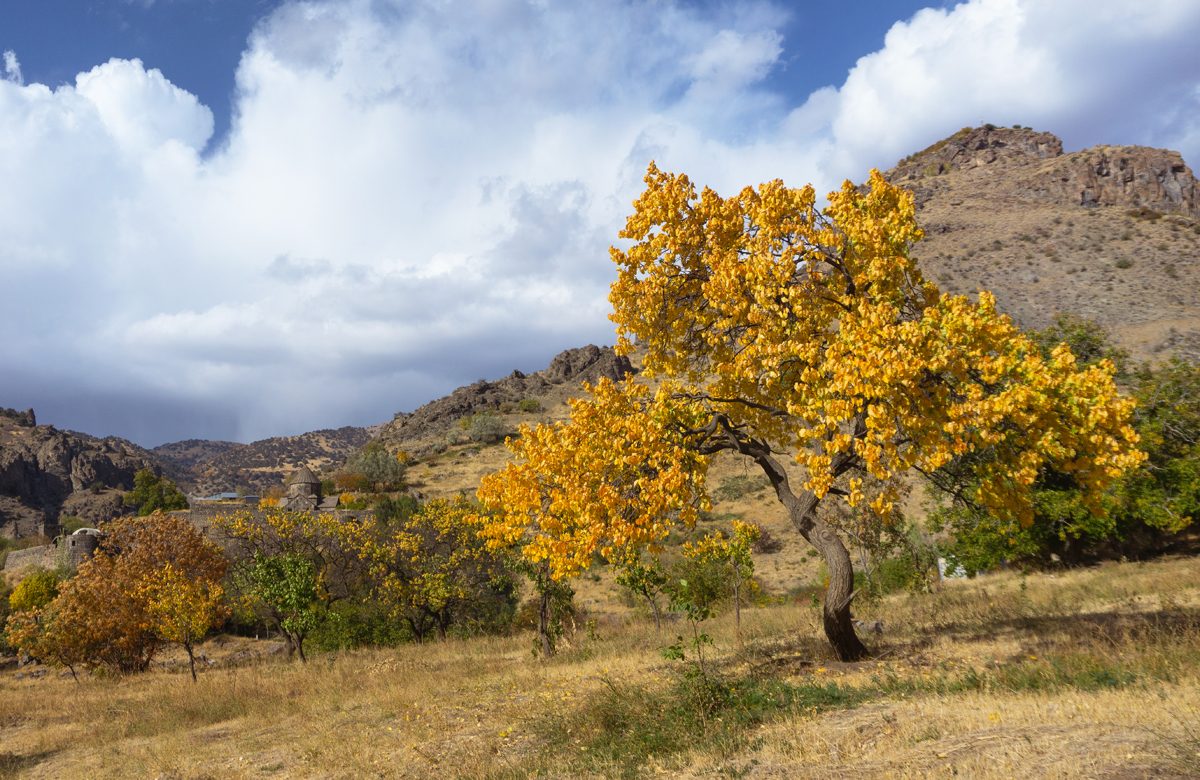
[741,439,869,661]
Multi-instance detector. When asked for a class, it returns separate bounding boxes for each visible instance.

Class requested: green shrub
[463,412,508,443]
[123,469,189,515]
[518,398,543,413]
[713,474,763,502]
[339,442,406,492]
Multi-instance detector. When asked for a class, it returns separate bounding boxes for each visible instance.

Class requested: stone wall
[2,544,59,582]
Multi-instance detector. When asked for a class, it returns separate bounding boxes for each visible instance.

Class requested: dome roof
[287,465,320,486]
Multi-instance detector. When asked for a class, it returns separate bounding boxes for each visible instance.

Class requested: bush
[463,412,508,444]
[58,515,89,534]
[934,318,1197,571]
[713,474,763,502]
[338,442,406,492]
[518,398,543,413]
[123,469,189,515]
[8,569,60,613]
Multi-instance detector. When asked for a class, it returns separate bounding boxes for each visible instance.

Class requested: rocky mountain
[151,439,242,479]
[374,344,635,457]
[0,408,160,538]
[888,124,1200,361]
[176,427,373,497]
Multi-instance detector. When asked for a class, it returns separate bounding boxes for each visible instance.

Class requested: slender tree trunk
[537,588,554,657]
[744,441,869,661]
[185,642,198,682]
[296,635,307,663]
[647,594,662,632]
[732,577,743,648]
[436,613,449,642]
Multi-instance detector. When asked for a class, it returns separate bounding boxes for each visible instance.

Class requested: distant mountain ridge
[159,427,373,497]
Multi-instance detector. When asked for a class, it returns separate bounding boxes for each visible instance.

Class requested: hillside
[890,125,1200,361]
[175,427,374,496]
[0,407,160,537]
[150,439,242,481]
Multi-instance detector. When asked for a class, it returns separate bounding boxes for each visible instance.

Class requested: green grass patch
[523,674,867,777]
[873,652,1139,697]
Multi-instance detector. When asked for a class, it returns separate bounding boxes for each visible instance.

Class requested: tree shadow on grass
[0,750,60,780]
[940,607,1200,649]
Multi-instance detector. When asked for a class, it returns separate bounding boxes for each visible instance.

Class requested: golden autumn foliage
[139,563,228,681]
[609,165,1143,527]
[214,509,370,660]
[360,497,516,642]
[477,378,711,581]
[477,164,1144,660]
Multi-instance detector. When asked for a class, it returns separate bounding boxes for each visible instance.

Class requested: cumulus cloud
[1,0,1198,444]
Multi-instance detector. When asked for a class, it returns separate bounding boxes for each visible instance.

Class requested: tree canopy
[477,165,1144,660]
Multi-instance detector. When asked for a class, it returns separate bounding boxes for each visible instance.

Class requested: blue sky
[1,0,1198,446]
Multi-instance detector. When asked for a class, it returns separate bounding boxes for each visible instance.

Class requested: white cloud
[3,50,22,84]
[1,0,1199,444]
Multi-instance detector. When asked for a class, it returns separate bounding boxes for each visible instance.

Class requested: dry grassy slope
[891,125,1200,362]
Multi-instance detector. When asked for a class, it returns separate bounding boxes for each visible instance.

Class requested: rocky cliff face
[892,125,1197,216]
[0,408,159,538]
[378,345,634,451]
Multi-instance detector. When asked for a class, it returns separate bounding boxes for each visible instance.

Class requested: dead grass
[1,556,1197,778]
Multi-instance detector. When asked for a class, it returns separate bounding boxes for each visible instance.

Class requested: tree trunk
[537,588,554,657]
[647,594,662,632]
[732,578,743,648]
[185,642,198,682]
[804,515,869,661]
[744,441,869,661]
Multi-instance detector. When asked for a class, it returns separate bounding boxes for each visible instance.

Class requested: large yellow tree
[480,165,1143,660]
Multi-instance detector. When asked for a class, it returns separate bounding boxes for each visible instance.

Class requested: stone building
[279,466,339,512]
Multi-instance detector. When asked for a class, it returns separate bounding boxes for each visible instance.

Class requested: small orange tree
[478,165,1143,660]
[6,514,228,675]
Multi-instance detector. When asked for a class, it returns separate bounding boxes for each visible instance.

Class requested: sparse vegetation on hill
[182,426,373,496]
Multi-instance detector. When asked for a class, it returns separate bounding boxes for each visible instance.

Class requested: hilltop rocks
[0,408,158,538]
[892,125,1063,180]
[381,345,635,445]
[891,125,1198,217]
[1022,146,1198,215]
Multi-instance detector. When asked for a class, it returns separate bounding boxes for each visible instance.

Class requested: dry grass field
[2,555,1198,779]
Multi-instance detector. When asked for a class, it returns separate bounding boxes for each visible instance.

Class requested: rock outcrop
[891,125,1198,216]
[0,408,159,538]
[380,345,635,447]
[885,125,1200,361]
